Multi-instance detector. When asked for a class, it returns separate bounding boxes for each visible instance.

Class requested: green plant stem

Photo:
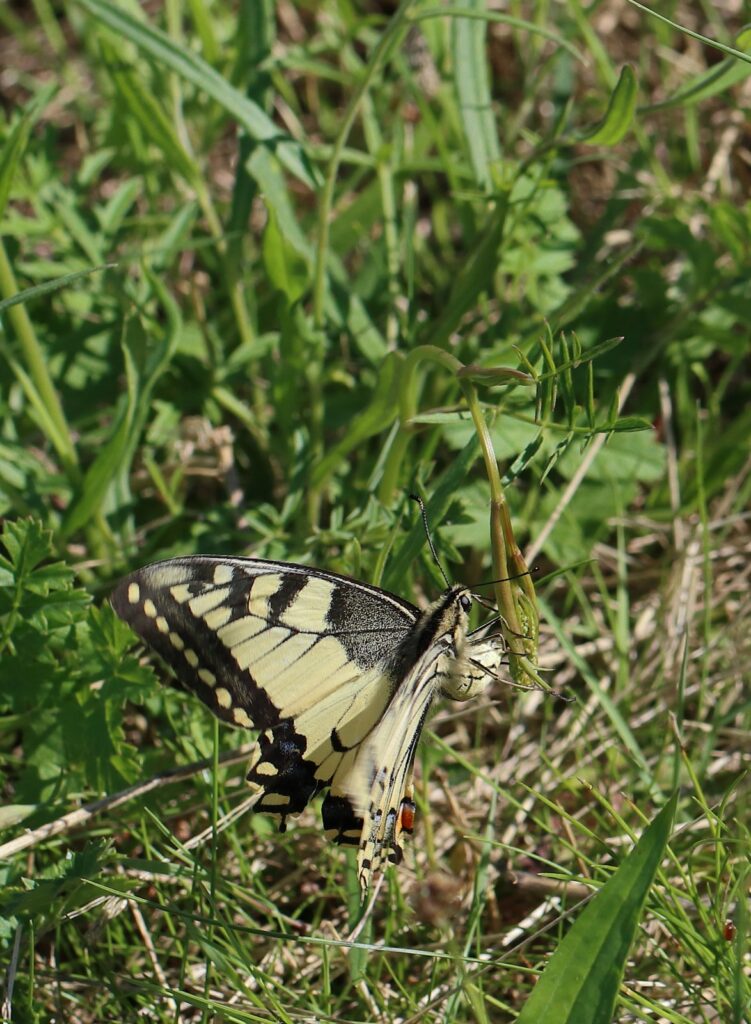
[202,715,220,1023]
[459,378,531,656]
[378,347,542,684]
[312,0,416,329]
[0,239,79,480]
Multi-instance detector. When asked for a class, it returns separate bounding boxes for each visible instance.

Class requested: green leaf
[262,205,310,306]
[581,65,637,145]
[61,279,180,539]
[0,264,115,317]
[516,793,677,1024]
[0,83,56,220]
[60,334,139,540]
[643,28,751,112]
[0,842,112,924]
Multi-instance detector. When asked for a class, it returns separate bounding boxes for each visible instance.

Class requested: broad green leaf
[247,147,312,259]
[517,793,678,1024]
[581,65,637,145]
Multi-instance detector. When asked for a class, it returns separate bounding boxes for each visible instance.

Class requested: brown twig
[0,745,255,861]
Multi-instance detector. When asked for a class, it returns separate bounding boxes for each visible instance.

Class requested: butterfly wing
[346,653,437,888]
[344,585,494,889]
[111,556,418,832]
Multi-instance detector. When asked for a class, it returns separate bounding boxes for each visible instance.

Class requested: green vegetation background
[0,1,748,1022]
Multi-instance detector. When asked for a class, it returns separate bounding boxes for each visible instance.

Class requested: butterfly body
[111,556,501,890]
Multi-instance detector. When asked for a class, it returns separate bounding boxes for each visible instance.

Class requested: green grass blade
[310,353,401,489]
[0,83,56,220]
[452,0,502,189]
[98,37,200,186]
[516,793,678,1024]
[642,27,751,111]
[0,264,115,316]
[626,1,751,64]
[383,434,480,590]
[74,0,319,189]
[581,64,637,145]
[59,338,139,540]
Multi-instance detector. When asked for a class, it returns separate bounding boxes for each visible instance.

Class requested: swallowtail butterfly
[111,557,504,890]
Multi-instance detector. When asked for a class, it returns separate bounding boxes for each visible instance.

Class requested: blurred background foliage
[1,1,749,1021]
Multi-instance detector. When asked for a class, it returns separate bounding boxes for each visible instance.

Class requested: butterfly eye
[460,594,472,613]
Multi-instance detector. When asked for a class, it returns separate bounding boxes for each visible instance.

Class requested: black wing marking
[111,556,418,827]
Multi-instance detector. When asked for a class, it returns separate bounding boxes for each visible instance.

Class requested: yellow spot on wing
[213,564,234,585]
[184,649,199,668]
[205,605,232,631]
[198,668,216,686]
[232,707,253,727]
[143,599,157,618]
[149,564,192,588]
[260,792,290,807]
[248,573,283,619]
[156,616,170,634]
[281,577,336,632]
[127,582,140,604]
[215,687,232,709]
[169,632,185,651]
[189,585,230,619]
[170,584,192,604]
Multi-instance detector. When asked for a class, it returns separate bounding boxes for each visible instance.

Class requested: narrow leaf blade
[517,793,678,1024]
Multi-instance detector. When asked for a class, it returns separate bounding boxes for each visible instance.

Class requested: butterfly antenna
[409,493,451,588]
[474,567,538,588]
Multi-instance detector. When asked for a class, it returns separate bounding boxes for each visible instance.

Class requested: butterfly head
[435,585,501,702]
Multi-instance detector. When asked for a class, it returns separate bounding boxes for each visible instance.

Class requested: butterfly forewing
[111,557,499,890]
[112,557,416,816]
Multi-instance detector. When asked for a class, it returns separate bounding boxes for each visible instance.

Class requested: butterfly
[111,556,504,891]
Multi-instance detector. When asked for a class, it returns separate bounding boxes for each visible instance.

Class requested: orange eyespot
[398,799,416,835]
